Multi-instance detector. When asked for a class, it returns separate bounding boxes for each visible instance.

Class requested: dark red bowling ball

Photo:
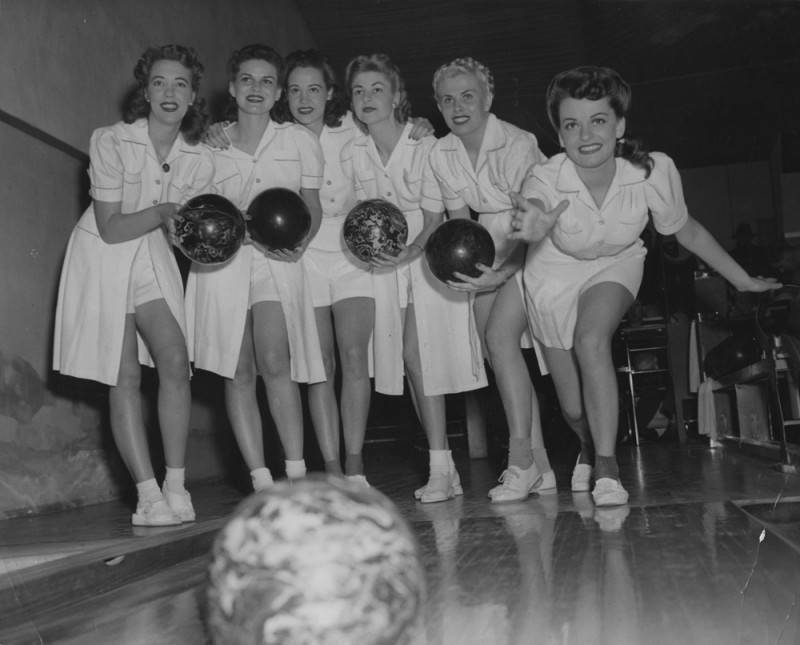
[247,188,311,252]
[343,198,408,263]
[424,219,495,284]
[174,194,245,265]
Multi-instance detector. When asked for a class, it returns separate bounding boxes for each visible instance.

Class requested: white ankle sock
[251,467,273,490]
[136,478,161,503]
[285,459,306,479]
[429,450,451,471]
[164,467,186,491]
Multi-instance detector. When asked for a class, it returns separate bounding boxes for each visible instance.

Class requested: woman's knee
[338,343,368,380]
[156,346,190,384]
[257,349,291,379]
[573,328,610,364]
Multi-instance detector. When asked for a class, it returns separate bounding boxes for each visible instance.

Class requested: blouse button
[152,200,158,205]
[386,192,393,197]
[155,179,161,186]
[255,178,261,183]
[326,180,332,185]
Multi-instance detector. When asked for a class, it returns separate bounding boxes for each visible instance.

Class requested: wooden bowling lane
[3,444,800,644]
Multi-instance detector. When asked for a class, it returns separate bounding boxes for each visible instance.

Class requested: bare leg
[224,311,266,471]
[307,306,340,467]
[573,283,633,459]
[109,313,153,483]
[542,346,593,457]
[251,301,304,461]
[403,304,447,450]
[332,296,374,475]
[485,279,548,469]
[134,299,191,469]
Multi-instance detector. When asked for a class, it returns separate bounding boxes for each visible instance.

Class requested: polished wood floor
[3,439,800,644]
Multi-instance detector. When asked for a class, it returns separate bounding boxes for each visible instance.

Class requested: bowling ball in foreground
[207,476,425,645]
[174,194,245,265]
[343,198,408,263]
[425,218,495,284]
[247,187,311,252]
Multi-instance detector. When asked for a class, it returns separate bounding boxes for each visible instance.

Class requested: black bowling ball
[424,219,495,284]
[247,188,311,252]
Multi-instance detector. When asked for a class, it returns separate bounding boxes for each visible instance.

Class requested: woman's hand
[370,244,416,269]
[408,117,435,140]
[202,122,232,149]
[735,275,783,293]
[158,203,182,244]
[508,192,568,243]
[446,263,507,293]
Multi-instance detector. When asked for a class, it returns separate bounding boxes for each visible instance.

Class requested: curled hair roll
[345,53,411,126]
[123,44,208,145]
[547,65,653,177]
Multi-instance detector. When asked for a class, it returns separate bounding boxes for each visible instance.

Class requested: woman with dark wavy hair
[342,53,487,502]
[53,44,215,526]
[186,44,326,492]
[510,66,779,506]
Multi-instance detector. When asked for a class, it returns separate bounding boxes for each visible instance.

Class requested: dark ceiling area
[297,0,800,170]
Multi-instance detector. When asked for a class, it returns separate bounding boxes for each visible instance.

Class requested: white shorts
[126,241,163,313]
[304,246,373,307]
[523,241,645,350]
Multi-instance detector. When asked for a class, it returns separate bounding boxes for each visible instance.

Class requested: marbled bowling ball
[343,199,408,263]
[207,476,425,645]
[247,187,312,252]
[425,218,495,284]
[174,194,245,265]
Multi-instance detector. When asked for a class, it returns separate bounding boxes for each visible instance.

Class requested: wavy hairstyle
[223,43,284,122]
[432,56,495,102]
[123,44,207,145]
[546,66,653,176]
[272,49,348,128]
[345,53,411,127]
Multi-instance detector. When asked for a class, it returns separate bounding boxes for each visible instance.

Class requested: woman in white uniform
[342,53,487,502]
[185,44,325,490]
[273,50,434,484]
[53,45,215,526]
[426,57,554,503]
[510,66,779,506]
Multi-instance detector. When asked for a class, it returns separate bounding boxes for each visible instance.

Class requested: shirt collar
[555,155,647,194]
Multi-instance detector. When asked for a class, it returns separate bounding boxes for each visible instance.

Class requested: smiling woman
[52,44,215,527]
[184,44,326,494]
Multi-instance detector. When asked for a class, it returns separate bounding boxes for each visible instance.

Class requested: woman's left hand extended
[738,275,783,293]
[446,263,506,292]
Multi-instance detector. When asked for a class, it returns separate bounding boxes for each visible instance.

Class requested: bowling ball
[174,194,245,265]
[343,198,408,263]
[247,188,312,252]
[425,219,495,284]
[207,476,425,645]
